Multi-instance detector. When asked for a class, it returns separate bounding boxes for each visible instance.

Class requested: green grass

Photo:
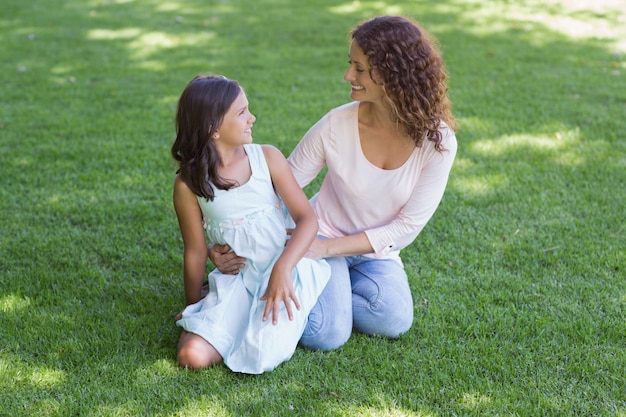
[1,0,625,416]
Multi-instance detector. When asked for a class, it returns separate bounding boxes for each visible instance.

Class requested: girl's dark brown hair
[351,16,457,151]
[171,75,241,200]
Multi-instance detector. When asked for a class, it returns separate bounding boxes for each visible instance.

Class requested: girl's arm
[173,175,209,306]
[260,145,318,324]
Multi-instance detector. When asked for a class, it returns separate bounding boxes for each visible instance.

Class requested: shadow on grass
[1,0,624,415]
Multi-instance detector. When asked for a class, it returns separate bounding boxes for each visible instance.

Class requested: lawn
[1,0,624,416]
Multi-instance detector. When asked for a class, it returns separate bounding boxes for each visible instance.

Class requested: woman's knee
[385,305,414,338]
[300,296,352,350]
[353,294,414,338]
[350,259,414,337]
[300,256,353,350]
[300,312,352,351]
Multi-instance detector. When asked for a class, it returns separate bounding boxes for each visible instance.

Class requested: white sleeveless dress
[176,144,330,374]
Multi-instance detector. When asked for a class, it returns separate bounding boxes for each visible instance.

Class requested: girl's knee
[177,347,201,369]
[177,333,222,369]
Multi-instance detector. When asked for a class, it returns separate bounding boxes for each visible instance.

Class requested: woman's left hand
[304,237,327,259]
[286,229,327,259]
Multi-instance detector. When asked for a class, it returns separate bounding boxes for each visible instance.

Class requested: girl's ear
[207,124,218,139]
[208,124,219,139]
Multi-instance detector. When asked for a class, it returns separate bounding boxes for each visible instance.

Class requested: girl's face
[215,89,256,146]
[343,40,385,104]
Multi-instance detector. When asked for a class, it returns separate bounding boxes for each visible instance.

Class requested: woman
[210,16,458,350]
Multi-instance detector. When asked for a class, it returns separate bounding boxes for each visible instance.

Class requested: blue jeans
[299,255,414,350]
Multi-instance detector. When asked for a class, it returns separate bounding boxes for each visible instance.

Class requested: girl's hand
[260,268,301,325]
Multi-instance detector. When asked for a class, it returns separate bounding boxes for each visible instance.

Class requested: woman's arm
[363,133,458,256]
[304,232,373,259]
[260,145,319,324]
[286,111,329,188]
[305,127,458,259]
[173,175,210,306]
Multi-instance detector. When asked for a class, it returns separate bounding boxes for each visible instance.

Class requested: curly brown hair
[351,16,457,151]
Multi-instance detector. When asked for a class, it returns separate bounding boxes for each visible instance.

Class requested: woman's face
[343,40,385,104]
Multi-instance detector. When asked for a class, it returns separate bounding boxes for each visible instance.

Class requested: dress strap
[244,144,271,182]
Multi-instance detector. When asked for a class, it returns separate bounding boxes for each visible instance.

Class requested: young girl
[171,74,330,374]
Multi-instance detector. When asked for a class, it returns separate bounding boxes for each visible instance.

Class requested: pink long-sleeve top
[287,101,457,260]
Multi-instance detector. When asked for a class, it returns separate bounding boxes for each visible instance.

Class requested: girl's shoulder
[243,143,265,170]
[243,143,288,178]
[244,143,282,159]
[259,144,287,165]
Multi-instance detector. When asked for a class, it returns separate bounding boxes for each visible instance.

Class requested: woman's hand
[285,229,326,259]
[304,237,328,259]
[208,243,246,274]
[289,229,375,259]
[260,266,301,325]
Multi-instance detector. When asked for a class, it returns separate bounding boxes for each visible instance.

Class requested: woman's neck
[361,101,403,135]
